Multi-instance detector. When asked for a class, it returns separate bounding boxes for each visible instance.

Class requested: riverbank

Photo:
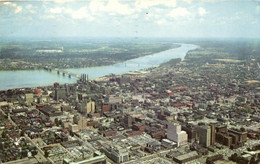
[0,40,180,71]
[0,44,197,91]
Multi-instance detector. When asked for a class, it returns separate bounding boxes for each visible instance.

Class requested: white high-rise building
[167,122,188,146]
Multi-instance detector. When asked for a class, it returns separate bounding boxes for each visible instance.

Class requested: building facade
[167,122,188,146]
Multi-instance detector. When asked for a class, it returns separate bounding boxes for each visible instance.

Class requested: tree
[229,153,238,162]
[0,142,3,149]
[54,118,59,126]
[1,130,7,138]
[20,130,25,136]
[58,120,62,126]
[240,127,246,132]
[250,158,257,164]
[69,130,74,137]
[44,150,49,158]
[31,149,38,157]
[21,149,27,158]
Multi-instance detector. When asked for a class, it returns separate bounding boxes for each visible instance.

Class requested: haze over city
[1,0,260,38]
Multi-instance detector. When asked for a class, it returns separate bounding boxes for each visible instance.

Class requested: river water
[0,44,197,91]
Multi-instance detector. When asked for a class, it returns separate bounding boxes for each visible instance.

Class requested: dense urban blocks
[0,40,260,164]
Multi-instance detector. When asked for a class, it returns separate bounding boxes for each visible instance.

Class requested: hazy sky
[1,0,260,38]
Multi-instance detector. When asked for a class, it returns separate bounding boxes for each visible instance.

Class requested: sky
[0,0,260,38]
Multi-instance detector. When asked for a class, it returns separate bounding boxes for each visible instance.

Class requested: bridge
[43,67,100,87]
[43,67,80,79]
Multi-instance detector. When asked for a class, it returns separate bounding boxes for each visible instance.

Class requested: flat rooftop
[175,151,198,161]
[4,157,38,164]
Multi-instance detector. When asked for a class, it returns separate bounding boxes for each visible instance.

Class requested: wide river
[0,44,197,91]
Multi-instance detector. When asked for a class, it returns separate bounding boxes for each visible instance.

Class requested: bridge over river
[43,60,143,79]
[43,67,80,79]
[43,67,100,88]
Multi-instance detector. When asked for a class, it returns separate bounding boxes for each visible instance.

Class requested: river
[0,44,197,91]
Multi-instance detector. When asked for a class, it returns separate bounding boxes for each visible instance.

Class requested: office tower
[197,125,211,147]
[124,114,133,128]
[25,93,34,104]
[54,88,66,101]
[210,123,216,145]
[167,122,188,146]
[80,99,95,115]
[73,114,87,130]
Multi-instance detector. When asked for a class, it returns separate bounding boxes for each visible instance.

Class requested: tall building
[73,114,87,130]
[167,122,188,146]
[65,84,70,96]
[210,123,216,145]
[124,114,133,128]
[80,74,88,83]
[77,93,83,101]
[197,125,211,147]
[25,93,34,104]
[182,124,197,142]
[86,99,95,114]
[80,99,95,115]
[54,88,66,101]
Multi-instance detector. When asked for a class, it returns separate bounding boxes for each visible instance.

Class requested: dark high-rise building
[210,123,216,145]
[197,125,211,147]
[182,124,197,143]
[80,74,88,83]
[54,88,66,101]
[124,114,133,128]
[78,93,83,101]
[216,125,227,133]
